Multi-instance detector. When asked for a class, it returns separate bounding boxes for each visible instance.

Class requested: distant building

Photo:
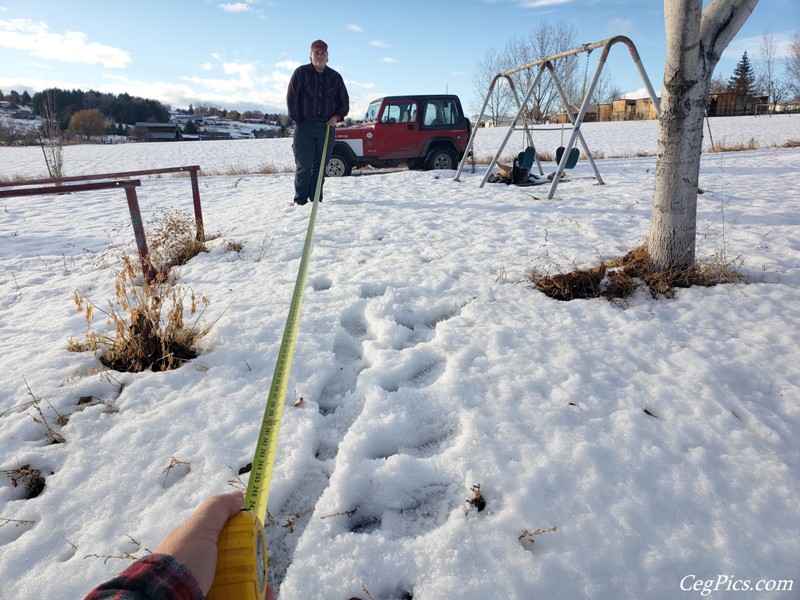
[593,98,654,122]
[131,122,181,141]
[635,97,658,120]
[706,91,768,117]
[551,103,597,124]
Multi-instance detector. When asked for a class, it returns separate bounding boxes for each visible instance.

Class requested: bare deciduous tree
[503,21,580,123]
[756,31,790,113]
[785,32,800,100]
[591,70,622,106]
[472,47,513,126]
[707,72,729,93]
[647,0,758,271]
[39,91,64,179]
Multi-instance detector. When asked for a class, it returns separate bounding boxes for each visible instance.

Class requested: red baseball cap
[311,39,328,52]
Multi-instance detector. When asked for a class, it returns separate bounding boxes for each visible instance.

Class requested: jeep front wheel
[326,151,352,177]
[424,146,457,171]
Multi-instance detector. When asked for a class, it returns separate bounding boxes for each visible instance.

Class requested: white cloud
[275,60,300,70]
[345,79,377,90]
[370,40,387,48]
[0,18,131,68]
[723,33,794,61]
[623,87,649,99]
[381,57,398,63]
[518,0,572,7]
[222,61,257,80]
[219,2,254,12]
[607,18,634,35]
[346,24,363,32]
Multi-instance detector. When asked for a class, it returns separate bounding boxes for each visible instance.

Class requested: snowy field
[1,114,799,599]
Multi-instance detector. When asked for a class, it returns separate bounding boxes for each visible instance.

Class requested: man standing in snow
[286,39,349,206]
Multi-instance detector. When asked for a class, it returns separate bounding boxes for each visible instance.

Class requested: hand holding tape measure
[207,127,332,600]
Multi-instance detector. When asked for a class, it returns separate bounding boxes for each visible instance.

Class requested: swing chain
[580,47,593,101]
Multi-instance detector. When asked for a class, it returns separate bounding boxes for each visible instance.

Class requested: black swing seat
[556,146,580,169]
[512,146,536,184]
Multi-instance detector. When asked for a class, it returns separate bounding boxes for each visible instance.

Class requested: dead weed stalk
[68,211,214,372]
[69,255,210,372]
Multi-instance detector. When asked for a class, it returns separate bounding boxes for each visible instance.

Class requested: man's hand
[156,491,274,599]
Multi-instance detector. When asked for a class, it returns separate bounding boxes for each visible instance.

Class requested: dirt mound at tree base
[530,245,739,301]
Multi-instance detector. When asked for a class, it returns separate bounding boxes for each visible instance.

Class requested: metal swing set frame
[453,35,661,199]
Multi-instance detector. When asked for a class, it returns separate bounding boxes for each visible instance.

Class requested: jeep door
[374,100,419,158]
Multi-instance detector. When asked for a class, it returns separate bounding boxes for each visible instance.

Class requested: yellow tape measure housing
[207,510,267,600]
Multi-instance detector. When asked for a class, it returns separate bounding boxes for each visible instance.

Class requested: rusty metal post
[123,185,155,282]
[189,168,205,241]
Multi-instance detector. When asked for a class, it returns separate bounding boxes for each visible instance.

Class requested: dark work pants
[292,121,334,203]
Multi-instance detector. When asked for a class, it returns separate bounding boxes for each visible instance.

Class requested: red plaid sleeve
[84,554,203,600]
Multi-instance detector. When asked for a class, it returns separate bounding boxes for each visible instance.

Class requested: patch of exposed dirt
[530,245,738,302]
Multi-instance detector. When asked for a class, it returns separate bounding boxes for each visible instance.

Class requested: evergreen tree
[728,51,756,113]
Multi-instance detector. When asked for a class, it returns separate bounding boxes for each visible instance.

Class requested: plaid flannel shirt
[286,63,349,123]
[84,554,203,600]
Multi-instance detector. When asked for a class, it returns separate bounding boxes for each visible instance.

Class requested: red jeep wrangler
[325,94,471,177]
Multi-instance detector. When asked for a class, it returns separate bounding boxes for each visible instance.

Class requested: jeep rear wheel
[424,146,457,171]
[326,151,352,177]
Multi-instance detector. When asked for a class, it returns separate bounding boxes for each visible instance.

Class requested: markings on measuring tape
[243,125,330,522]
[208,126,332,600]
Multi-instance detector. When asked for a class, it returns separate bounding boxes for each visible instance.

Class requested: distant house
[706,91,768,117]
[774,100,800,114]
[131,122,181,142]
[612,99,637,121]
[635,97,658,120]
[595,97,657,121]
[478,115,516,128]
[170,113,204,127]
[551,103,597,124]
[198,129,232,141]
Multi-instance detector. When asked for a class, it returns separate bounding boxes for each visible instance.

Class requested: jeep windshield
[364,100,381,122]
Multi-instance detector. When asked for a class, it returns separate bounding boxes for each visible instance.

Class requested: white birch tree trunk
[648,0,758,271]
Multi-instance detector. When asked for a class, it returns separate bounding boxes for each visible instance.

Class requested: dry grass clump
[473,153,519,165]
[68,211,212,372]
[148,208,208,271]
[202,162,293,176]
[530,245,742,302]
[3,465,46,499]
[69,256,210,371]
[607,150,652,159]
[708,136,759,153]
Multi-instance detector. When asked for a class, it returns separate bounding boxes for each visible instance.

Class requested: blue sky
[0,1,797,119]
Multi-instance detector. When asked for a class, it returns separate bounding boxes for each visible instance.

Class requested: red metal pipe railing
[0,179,156,282]
[1,165,205,242]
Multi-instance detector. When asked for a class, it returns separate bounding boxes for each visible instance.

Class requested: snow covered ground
[1,115,799,599]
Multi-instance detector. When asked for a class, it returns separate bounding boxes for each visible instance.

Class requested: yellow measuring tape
[208,126,332,600]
